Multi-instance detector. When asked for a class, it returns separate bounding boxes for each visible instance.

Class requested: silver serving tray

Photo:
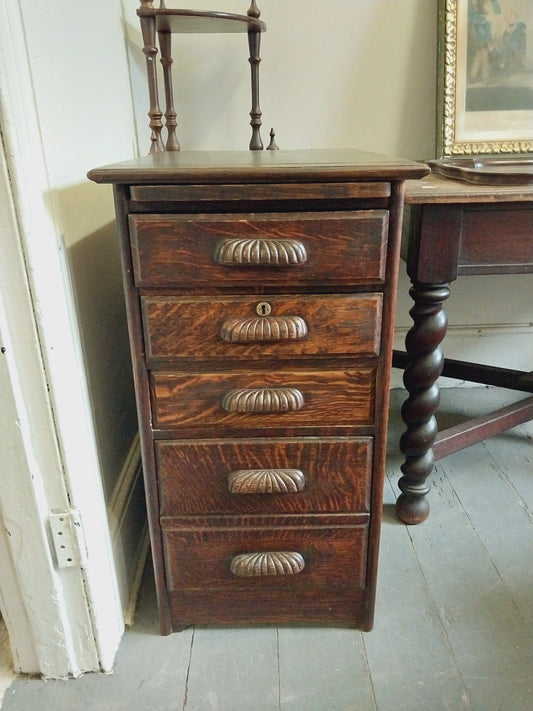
[428,156,533,185]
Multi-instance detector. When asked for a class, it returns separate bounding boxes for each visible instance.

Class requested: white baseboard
[107,435,148,622]
[123,528,150,628]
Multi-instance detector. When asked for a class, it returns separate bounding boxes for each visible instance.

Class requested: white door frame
[0,0,123,677]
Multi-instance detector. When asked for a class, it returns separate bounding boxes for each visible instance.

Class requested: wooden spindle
[139,10,164,153]
[158,31,180,151]
[247,15,263,150]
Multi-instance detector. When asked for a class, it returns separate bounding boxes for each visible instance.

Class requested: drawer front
[150,367,376,429]
[143,293,382,362]
[162,524,368,593]
[156,437,373,517]
[129,212,388,287]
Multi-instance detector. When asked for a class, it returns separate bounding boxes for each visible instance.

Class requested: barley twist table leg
[396,282,450,524]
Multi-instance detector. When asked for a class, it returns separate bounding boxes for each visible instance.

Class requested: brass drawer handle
[228,469,306,494]
[221,387,304,413]
[220,315,308,343]
[230,551,305,577]
[214,238,308,266]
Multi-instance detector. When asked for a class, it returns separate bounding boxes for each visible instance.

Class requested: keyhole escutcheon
[256,302,272,316]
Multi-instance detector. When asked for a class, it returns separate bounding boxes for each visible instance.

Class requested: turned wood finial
[247,1,260,19]
[139,0,155,8]
[267,128,279,150]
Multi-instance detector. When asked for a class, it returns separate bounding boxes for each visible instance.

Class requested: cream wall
[124,0,437,157]
[18,1,140,493]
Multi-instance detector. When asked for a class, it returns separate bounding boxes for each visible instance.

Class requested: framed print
[437,0,533,155]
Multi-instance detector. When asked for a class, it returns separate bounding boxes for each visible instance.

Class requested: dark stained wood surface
[396,172,533,525]
[89,150,422,631]
[87,149,430,185]
[162,524,368,592]
[167,586,368,630]
[150,367,376,429]
[129,211,389,287]
[129,181,392,204]
[156,438,373,517]
[433,395,533,460]
[143,293,382,362]
[459,204,533,274]
[147,10,266,34]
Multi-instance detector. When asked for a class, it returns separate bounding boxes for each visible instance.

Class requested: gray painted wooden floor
[2,387,532,711]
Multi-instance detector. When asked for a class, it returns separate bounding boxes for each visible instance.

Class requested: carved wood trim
[230,551,305,577]
[220,315,308,342]
[214,238,308,266]
[227,469,306,494]
[221,387,304,413]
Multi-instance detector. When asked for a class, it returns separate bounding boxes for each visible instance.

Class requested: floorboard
[1,387,531,711]
[365,479,472,711]
[278,627,375,711]
[184,627,279,711]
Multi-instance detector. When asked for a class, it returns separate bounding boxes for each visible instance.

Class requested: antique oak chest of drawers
[89,150,427,633]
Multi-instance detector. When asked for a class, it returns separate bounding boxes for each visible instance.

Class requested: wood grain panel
[162,524,368,592]
[129,212,388,287]
[129,181,391,204]
[168,587,368,629]
[143,294,382,362]
[459,205,533,273]
[150,367,376,429]
[156,437,373,516]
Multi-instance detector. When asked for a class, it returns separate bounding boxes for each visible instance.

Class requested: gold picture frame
[437,0,533,156]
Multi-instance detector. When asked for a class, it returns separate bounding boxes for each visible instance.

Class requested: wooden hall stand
[393,173,533,525]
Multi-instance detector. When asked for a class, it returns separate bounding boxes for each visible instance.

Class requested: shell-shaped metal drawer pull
[214,238,308,266]
[230,551,306,577]
[228,469,306,494]
[220,315,308,343]
[221,387,304,414]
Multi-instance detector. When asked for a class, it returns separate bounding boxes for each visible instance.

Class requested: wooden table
[393,173,533,524]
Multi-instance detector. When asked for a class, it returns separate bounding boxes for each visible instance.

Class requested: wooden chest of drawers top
[88,149,428,188]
